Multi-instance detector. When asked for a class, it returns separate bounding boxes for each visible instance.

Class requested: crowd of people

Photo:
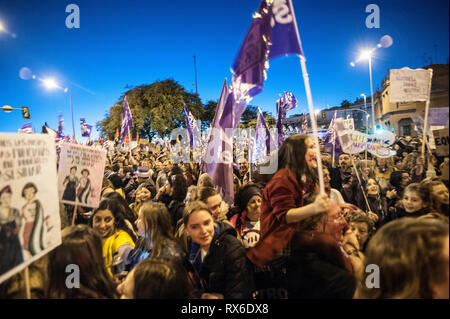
[0,133,448,299]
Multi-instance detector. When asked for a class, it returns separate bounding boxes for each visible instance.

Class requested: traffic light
[22,106,30,119]
[321,111,326,119]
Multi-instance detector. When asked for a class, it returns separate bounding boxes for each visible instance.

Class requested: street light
[352,49,376,131]
[350,36,393,133]
[42,78,75,139]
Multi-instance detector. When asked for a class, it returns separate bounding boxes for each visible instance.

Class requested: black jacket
[287,232,356,299]
[188,221,255,299]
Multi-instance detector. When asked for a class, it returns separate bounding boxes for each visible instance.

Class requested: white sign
[335,118,396,158]
[58,143,107,208]
[433,128,449,157]
[0,134,61,284]
[389,67,432,103]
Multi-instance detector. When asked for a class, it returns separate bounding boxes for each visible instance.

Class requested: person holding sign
[0,186,24,275]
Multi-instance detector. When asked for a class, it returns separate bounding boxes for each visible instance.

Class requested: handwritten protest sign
[389,67,432,103]
[433,128,449,157]
[335,118,396,158]
[0,134,61,284]
[58,143,107,208]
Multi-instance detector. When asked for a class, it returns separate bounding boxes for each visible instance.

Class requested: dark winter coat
[187,221,255,299]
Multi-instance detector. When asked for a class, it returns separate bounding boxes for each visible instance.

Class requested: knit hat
[234,184,262,212]
[137,166,151,179]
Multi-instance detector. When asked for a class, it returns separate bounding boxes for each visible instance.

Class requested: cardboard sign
[0,134,61,284]
[389,67,432,103]
[58,143,107,208]
[433,128,449,157]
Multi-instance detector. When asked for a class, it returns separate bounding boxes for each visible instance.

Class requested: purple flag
[121,96,134,143]
[184,104,201,149]
[80,118,92,137]
[276,91,298,147]
[18,122,33,134]
[57,114,65,138]
[268,0,304,59]
[301,112,308,134]
[323,111,342,164]
[256,107,271,154]
[232,0,303,98]
[203,80,235,205]
[184,104,194,148]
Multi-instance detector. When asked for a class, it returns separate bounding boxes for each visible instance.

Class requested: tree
[201,100,218,130]
[340,100,351,108]
[96,79,204,140]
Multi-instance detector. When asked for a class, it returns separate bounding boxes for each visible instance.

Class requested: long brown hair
[135,202,174,258]
[277,134,318,187]
[356,218,449,298]
[47,225,118,298]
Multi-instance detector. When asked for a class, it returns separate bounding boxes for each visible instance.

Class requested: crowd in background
[0,133,448,299]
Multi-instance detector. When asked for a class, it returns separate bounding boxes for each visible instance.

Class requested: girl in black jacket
[183,201,255,299]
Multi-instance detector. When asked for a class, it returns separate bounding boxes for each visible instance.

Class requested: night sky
[0,0,448,140]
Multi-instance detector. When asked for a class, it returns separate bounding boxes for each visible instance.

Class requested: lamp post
[354,49,376,131]
[350,35,393,133]
[64,88,75,140]
[43,78,75,139]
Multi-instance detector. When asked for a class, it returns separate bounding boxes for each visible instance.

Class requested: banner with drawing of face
[0,134,61,284]
[58,143,107,208]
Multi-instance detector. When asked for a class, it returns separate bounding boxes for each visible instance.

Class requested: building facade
[373,64,449,136]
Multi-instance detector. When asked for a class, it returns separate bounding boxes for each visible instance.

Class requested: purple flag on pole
[268,0,304,60]
[18,122,33,134]
[323,111,342,163]
[301,112,308,134]
[121,96,134,143]
[184,104,201,149]
[207,0,303,204]
[184,104,194,148]
[256,107,270,150]
[232,0,303,99]
[57,114,65,138]
[80,118,92,137]
[276,91,298,147]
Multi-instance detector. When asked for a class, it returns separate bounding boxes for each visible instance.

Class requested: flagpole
[289,0,324,194]
[421,69,433,158]
[352,159,371,213]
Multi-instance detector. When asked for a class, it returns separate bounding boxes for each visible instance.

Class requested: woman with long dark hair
[47,225,118,298]
[91,198,136,277]
[247,135,331,267]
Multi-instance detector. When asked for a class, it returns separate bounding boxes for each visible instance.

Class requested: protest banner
[0,133,61,284]
[389,67,432,103]
[58,143,107,208]
[433,128,449,157]
[335,118,396,158]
